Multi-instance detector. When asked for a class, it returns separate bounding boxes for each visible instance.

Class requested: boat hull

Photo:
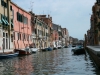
[30,48,38,53]
[0,52,19,59]
[14,49,31,55]
[72,48,86,55]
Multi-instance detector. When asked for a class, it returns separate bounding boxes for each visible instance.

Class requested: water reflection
[0,48,100,75]
[0,55,34,75]
[14,55,34,75]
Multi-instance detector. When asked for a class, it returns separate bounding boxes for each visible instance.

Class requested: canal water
[0,48,100,75]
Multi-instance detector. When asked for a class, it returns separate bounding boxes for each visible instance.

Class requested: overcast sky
[12,0,96,40]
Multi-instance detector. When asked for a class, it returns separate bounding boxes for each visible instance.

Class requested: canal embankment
[86,46,100,69]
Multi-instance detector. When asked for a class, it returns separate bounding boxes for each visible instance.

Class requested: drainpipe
[7,0,11,49]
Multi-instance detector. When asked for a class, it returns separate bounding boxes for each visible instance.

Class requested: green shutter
[11,22,14,26]
[2,18,7,25]
[1,0,4,6]
[0,20,2,24]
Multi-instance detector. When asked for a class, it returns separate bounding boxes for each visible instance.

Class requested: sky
[12,0,96,40]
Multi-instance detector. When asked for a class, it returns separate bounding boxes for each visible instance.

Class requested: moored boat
[57,45,62,49]
[14,49,31,55]
[64,46,68,48]
[72,45,86,55]
[48,47,53,51]
[0,52,19,59]
[30,48,38,53]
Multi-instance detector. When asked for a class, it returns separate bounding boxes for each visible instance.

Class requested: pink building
[11,2,32,49]
[52,30,59,41]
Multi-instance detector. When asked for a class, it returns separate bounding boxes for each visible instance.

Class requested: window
[16,12,28,24]
[17,33,19,40]
[24,33,25,41]
[17,12,19,21]
[1,0,4,6]
[6,33,8,38]
[12,9,14,19]
[10,6,12,11]
[11,34,13,42]
[59,37,60,40]
[4,2,7,8]
[20,33,21,40]
[35,29,37,34]
[3,32,5,37]
[16,12,22,22]
[13,32,15,40]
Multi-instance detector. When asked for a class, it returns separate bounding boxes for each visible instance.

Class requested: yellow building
[0,0,13,50]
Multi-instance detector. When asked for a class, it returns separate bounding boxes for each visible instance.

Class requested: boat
[0,52,19,59]
[72,45,86,55]
[14,48,31,55]
[30,48,38,53]
[47,47,53,51]
[53,47,57,50]
[72,45,76,47]
[57,45,62,49]
[64,46,68,48]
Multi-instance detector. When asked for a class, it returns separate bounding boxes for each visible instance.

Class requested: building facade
[62,28,69,46]
[0,0,13,50]
[52,24,59,48]
[11,2,32,49]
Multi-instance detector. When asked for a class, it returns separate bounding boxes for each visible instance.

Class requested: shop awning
[2,18,7,25]
[0,20,2,24]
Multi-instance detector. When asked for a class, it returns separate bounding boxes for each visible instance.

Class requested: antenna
[30,0,34,12]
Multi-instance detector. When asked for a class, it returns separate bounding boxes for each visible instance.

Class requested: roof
[11,1,31,15]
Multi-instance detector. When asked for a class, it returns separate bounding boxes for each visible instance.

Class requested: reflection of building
[14,56,34,75]
[0,0,13,50]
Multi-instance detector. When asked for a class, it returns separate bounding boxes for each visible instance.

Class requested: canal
[0,48,100,75]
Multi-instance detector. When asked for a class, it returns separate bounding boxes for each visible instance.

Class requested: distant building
[72,38,78,45]
[69,36,73,45]
[62,28,69,46]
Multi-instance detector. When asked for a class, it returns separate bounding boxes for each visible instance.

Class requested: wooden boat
[0,52,19,59]
[14,49,31,55]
